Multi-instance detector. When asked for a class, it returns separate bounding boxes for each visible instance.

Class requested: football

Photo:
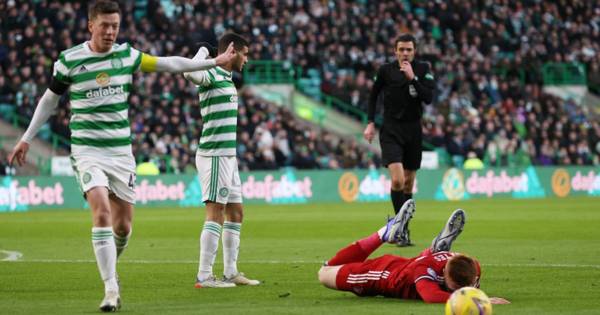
[445,287,492,315]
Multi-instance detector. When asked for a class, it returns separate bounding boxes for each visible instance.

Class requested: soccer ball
[445,287,492,315]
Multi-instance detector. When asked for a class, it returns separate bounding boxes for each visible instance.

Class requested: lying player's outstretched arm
[183,47,211,86]
[415,280,451,303]
[489,297,511,304]
[140,42,234,74]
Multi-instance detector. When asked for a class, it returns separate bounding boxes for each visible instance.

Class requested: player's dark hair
[395,34,417,49]
[88,0,121,20]
[446,255,478,288]
[218,33,249,54]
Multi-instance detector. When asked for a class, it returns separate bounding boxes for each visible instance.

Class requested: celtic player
[7,1,235,312]
[183,33,259,288]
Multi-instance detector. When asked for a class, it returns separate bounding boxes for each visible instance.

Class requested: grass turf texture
[1,197,599,314]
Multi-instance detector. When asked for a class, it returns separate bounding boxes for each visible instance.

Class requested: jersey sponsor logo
[86,85,124,99]
[95,72,110,86]
[78,65,88,73]
[111,58,123,68]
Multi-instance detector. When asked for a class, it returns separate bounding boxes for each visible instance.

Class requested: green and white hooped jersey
[53,41,142,156]
[196,67,238,156]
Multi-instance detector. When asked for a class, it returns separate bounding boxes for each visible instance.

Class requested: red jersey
[336,249,481,303]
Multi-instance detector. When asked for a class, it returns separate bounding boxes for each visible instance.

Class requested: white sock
[222,221,241,278]
[377,225,387,240]
[198,221,222,281]
[113,229,132,259]
[92,227,119,293]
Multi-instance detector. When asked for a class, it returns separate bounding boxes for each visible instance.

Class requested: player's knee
[91,206,112,226]
[113,225,130,237]
[230,211,243,222]
[391,178,403,190]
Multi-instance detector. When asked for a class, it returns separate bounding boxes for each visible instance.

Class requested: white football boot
[431,209,466,253]
[99,290,121,312]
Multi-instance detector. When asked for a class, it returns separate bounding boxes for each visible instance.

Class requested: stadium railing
[241,60,543,169]
[0,109,69,175]
[10,112,70,152]
[242,60,299,84]
[0,134,53,175]
[243,60,383,125]
[542,62,587,85]
[494,66,526,83]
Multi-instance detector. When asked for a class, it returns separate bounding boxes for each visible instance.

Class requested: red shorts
[336,254,409,296]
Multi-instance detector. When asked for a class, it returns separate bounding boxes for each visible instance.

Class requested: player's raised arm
[183,46,212,86]
[139,42,235,74]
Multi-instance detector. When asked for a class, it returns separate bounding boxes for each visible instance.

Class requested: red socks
[327,232,383,266]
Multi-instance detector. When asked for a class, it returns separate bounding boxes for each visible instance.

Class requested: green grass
[1,197,600,314]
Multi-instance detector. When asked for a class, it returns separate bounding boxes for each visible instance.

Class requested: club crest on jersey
[230,95,238,103]
[95,72,110,86]
[111,58,123,68]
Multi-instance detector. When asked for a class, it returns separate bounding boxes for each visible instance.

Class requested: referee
[363,34,435,246]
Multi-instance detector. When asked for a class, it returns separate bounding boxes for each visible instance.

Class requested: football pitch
[1,197,599,314]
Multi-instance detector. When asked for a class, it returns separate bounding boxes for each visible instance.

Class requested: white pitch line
[486,263,600,269]
[4,259,320,264]
[0,250,23,261]
[2,258,600,269]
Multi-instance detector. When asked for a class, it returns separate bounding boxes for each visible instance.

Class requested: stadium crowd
[1,0,600,172]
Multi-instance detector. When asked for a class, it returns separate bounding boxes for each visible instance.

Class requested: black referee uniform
[368,60,435,168]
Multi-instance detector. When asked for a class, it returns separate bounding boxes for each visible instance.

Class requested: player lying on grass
[318,200,510,304]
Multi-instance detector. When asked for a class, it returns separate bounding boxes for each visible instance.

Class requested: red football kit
[335,248,481,303]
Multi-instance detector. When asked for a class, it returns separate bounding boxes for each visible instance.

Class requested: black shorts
[379,121,422,169]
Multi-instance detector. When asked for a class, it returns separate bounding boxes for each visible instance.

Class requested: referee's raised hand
[400,61,415,80]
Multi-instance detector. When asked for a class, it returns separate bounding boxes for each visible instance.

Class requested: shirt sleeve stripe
[414,275,436,283]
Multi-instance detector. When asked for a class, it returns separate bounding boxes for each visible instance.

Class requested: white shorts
[196,155,242,204]
[70,154,137,204]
